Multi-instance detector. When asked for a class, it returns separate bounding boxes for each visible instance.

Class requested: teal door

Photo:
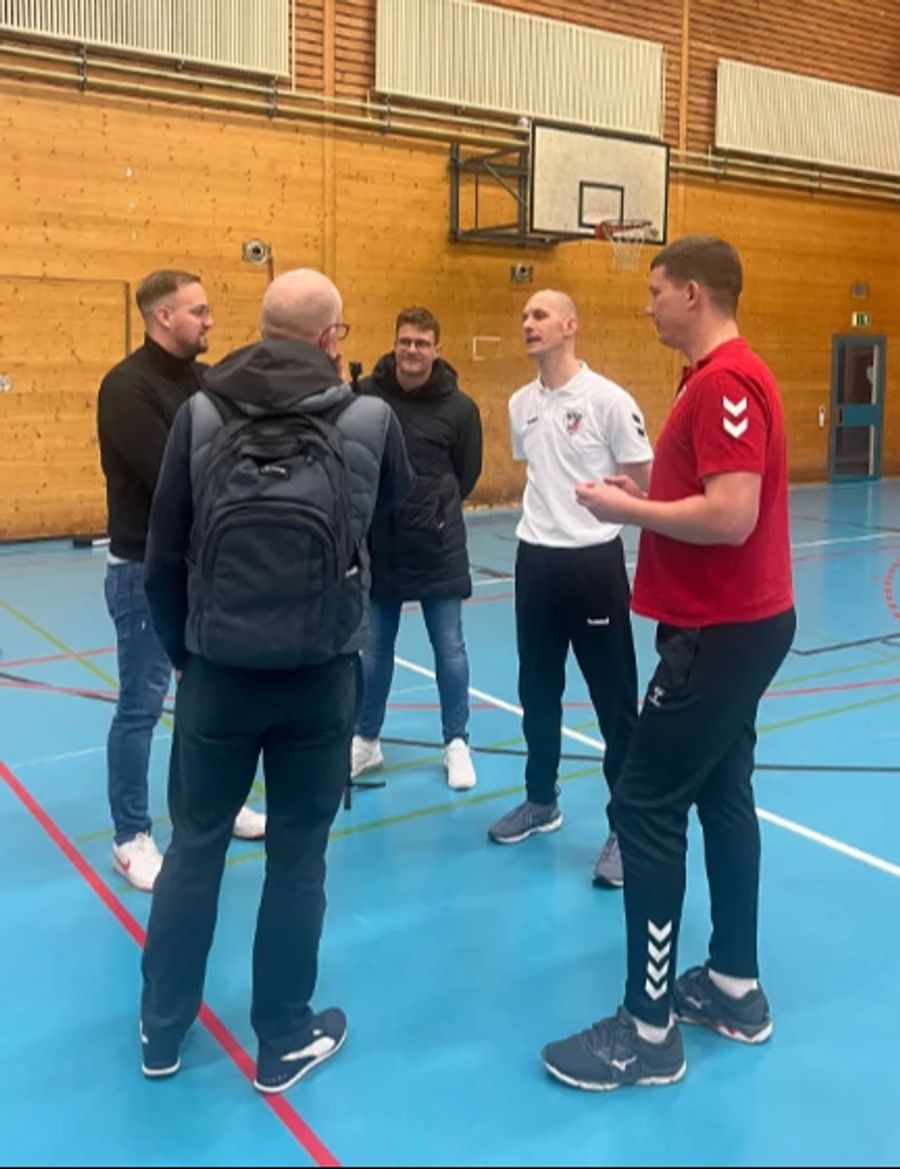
[829,335,885,482]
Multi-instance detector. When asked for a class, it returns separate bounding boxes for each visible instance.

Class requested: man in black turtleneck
[97,270,265,893]
[351,306,483,792]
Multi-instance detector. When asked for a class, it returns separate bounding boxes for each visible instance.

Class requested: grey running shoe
[592,831,623,889]
[674,964,773,1044]
[542,1006,686,1092]
[488,799,563,844]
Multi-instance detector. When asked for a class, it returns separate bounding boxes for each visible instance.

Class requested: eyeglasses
[396,337,435,351]
[322,321,351,342]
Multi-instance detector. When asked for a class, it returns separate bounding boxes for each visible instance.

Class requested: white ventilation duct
[377,0,664,139]
[717,59,900,178]
[0,0,290,76]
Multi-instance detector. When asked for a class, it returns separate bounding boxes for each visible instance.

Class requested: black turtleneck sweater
[97,335,205,560]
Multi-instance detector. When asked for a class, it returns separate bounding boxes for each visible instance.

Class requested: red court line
[884,556,900,623]
[0,759,341,1169]
[390,675,900,713]
[767,676,900,698]
[387,700,593,710]
[0,678,122,701]
[401,592,513,613]
[792,541,900,565]
[0,677,177,705]
[0,646,116,670]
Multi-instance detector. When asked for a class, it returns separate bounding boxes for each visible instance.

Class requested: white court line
[394,656,900,882]
[390,681,437,697]
[791,531,897,550]
[11,730,172,771]
[395,656,606,753]
[755,808,900,879]
[469,531,896,593]
[471,575,513,588]
[12,744,107,768]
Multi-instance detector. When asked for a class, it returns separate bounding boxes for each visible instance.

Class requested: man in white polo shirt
[488,289,653,888]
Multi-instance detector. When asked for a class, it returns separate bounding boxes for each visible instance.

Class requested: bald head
[521,288,579,374]
[527,289,578,321]
[260,269,342,343]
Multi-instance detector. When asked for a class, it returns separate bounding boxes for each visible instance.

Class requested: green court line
[0,599,120,689]
[757,688,900,734]
[74,729,542,844]
[776,651,900,689]
[2,597,271,825]
[114,763,600,892]
[10,593,900,889]
[0,598,175,730]
[111,683,900,893]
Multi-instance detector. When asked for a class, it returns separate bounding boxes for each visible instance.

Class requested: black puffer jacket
[360,353,482,601]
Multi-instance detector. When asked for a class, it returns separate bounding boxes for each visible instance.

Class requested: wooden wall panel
[0,278,126,538]
[335,0,376,99]
[294,1,325,92]
[0,83,898,537]
[0,88,326,538]
[675,181,900,480]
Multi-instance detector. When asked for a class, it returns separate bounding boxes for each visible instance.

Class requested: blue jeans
[357,597,470,744]
[104,561,172,844]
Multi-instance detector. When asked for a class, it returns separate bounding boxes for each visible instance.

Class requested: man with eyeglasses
[351,307,483,791]
[96,269,266,893]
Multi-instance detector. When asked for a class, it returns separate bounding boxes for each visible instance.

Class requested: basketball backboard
[529,122,669,242]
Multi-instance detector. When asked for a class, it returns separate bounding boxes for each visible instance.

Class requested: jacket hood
[369,353,459,400]
[204,339,351,414]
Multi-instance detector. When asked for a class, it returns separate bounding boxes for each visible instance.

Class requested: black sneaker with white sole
[488,799,563,844]
[254,1008,347,1094]
[673,963,773,1044]
[542,1007,686,1092]
[140,1022,180,1079]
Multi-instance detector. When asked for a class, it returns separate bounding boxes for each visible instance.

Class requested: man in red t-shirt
[541,235,796,1092]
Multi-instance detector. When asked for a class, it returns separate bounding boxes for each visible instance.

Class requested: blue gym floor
[3,481,900,1167]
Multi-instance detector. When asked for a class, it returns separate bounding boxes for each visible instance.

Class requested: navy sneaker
[542,1007,686,1092]
[140,1023,180,1079]
[254,1008,347,1095]
[674,964,773,1044]
[488,800,563,844]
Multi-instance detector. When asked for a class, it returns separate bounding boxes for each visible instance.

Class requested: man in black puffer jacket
[352,307,483,791]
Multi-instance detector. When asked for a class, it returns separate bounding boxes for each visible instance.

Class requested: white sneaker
[351,735,384,779]
[444,738,477,791]
[113,832,163,892]
[233,804,266,840]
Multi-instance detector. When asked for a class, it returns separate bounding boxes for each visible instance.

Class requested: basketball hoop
[594,218,654,271]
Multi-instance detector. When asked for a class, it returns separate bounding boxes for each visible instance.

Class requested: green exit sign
[851,311,872,327]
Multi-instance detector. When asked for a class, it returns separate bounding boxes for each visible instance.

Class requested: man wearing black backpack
[139,269,412,1094]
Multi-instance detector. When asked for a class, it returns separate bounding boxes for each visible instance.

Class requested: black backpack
[187,392,362,670]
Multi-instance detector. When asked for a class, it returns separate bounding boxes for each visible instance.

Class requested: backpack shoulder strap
[189,391,237,496]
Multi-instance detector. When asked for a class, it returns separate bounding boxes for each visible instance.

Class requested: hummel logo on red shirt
[722,395,748,439]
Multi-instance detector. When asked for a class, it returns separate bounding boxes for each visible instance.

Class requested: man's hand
[575,478,640,523]
[603,474,647,500]
[175,669,183,683]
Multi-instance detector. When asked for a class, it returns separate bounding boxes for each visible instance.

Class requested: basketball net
[594,219,653,272]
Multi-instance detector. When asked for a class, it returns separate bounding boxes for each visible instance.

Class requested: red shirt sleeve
[691,369,768,479]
